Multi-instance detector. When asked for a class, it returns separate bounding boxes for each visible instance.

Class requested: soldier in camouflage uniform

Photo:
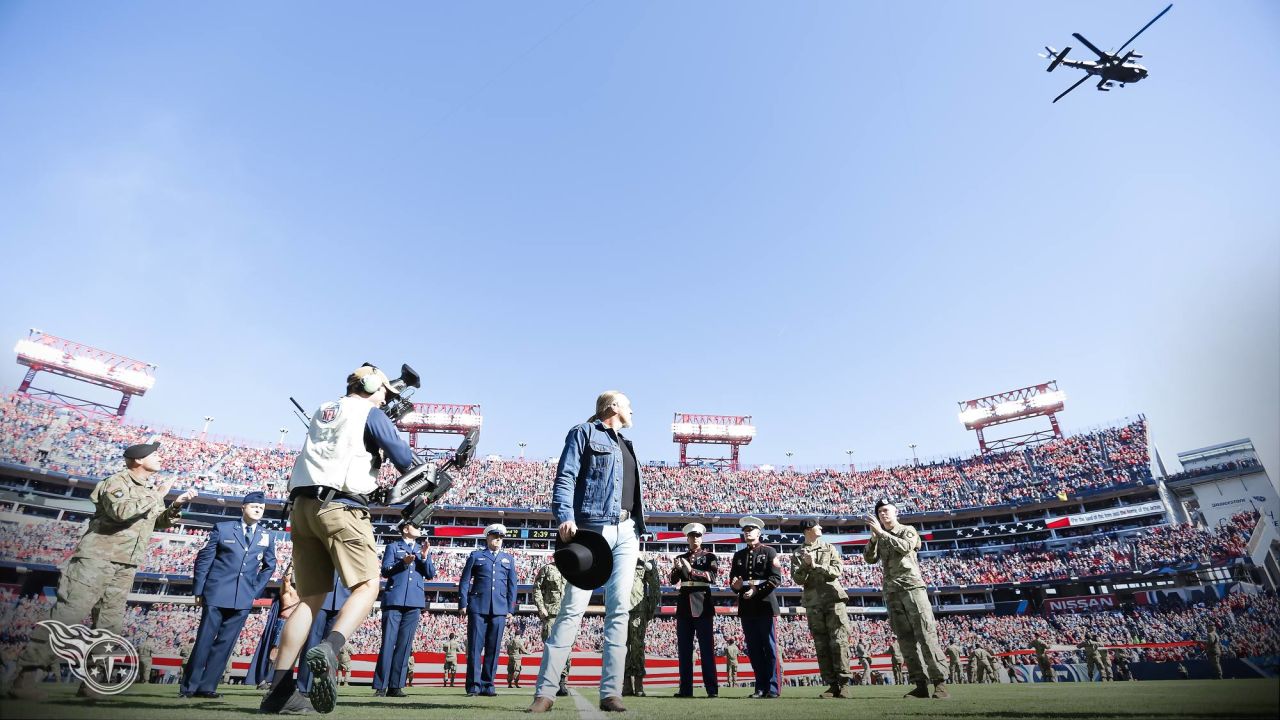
[137,638,153,684]
[723,638,739,686]
[1030,637,1056,682]
[851,642,872,685]
[338,646,352,686]
[623,555,660,697]
[7,442,197,701]
[506,633,528,688]
[862,498,949,699]
[791,518,852,698]
[965,647,976,684]
[945,643,963,684]
[972,646,996,684]
[889,640,904,685]
[532,560,571,696]
[1204,627,1223,679]
[180,641,194,682]
[1077,634,1104,682]
[441,632,461,687]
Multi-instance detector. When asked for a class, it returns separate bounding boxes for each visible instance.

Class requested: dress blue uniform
[730,518,783,698]
[373,538,436,691]
[296,574,352,694]
[183,518,277,695]
[458,540,518,695]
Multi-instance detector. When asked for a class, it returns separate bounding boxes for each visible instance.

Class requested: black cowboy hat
[554,529,613,590]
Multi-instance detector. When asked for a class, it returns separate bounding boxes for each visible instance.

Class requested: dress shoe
[599,696,627,712]
[465,692,478,697]
[707,692,719,698]
[482,689,498,696]
[387,688,407,698]
[556,680,570,697]
[526,697,554,713]
[749,691,765,699]
[373,689,385,697]
[764,692,779,698]
[194,691,223,699]
[673,692,694,698]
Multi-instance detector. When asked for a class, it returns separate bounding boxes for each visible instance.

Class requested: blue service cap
[243,491,266,505]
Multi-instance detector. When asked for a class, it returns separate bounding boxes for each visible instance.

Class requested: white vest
[289,396,378,494]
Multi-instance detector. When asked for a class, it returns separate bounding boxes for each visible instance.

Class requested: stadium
[0,331,1277,719]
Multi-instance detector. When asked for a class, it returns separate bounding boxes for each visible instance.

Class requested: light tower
[397,403,483,460]
[13,329,156,417]
[958,381,1066,454]
[672,413,755,472]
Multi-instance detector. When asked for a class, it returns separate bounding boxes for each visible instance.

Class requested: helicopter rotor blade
[1052,73,1091,104]
[1115,3,1173,56]
[1072,33,1110,60]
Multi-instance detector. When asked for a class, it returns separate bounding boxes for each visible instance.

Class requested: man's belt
[742,579,770,587]
[290,485,371,507]
[681,581,711,588]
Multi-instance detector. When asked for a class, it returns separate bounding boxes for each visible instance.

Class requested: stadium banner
[1042,593,1118,615]
[1188,471,1280,532]
[1045,500,1165,529]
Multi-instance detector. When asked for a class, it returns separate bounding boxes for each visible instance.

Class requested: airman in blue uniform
[182,491,276,698]
[373,521,435,697]
[458,524,518,696]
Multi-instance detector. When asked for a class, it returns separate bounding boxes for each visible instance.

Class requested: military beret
[123,442,160,460]
[242,491,266,505]
[484,523,507,536]
[682,522,706,535]
[874,498,896,512]
[739,516,764,530]
[800,518,822,530]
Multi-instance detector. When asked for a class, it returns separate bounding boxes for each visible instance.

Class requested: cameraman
[260,364,416,715]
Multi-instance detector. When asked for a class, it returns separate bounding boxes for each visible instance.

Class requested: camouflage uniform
[1204,630,1222,679]
[723,641,739,686]
[506,636,527,687]
[889,640,904,685]
[180,642,194,681]
[338,646,352,686]
[792,538,852,695]
[1030,638,1056,682]
[441,637,461,686]
[973,647,996,684]
[851,643,872,684]
[137,641,153,684]
[532,563,570,688]
[945,644,963,684]
[624,558,660,695]
[863,523,947,689]
[16,469,183,671]
[1077,636,1103,682]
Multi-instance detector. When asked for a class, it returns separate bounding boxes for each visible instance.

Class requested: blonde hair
[589,390,627,422]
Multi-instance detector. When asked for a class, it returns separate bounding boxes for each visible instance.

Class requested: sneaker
[304,644,339,714]
[260,689,313,715]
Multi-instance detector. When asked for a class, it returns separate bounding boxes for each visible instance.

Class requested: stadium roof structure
[958,381,1065,454]
[13,328,156,418]
[398,402,482,459]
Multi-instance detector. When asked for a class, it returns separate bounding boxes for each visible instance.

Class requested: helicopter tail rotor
[1040,46,1071,72]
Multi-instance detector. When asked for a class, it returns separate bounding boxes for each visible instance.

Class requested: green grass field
[3,680,1277,720]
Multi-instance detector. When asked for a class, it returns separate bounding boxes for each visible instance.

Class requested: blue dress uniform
[729,522,782,698]
[183,518,277,695]
[458,539,518,695]
[297,574,352,694]
[373,538,436,692]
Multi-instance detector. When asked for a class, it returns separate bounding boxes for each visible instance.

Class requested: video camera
[378,363,421,424]
[372,428,479,526]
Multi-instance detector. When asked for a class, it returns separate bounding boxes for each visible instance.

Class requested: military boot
[556,678,570,697]
[819,683,838,699]
[634,677,645,697]
[834,681,852,699]
[905,681,931,699]
[931,681,950,699]
[7,669,47,701]
[621,676,634,696]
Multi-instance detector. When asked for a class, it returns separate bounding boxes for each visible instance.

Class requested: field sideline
[2,680,1277,720]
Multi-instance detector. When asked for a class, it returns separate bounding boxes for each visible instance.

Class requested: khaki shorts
[290,495,379,596]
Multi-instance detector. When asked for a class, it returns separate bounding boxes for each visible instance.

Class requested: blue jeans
[533,519,638,701]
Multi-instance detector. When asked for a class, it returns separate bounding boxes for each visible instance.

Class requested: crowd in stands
[0,512,1256,591]
[0,394,1153,517]
[1163,457,1262,484]
[4,591,1276,669]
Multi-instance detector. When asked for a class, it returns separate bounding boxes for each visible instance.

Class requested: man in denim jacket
[528,391,647,714]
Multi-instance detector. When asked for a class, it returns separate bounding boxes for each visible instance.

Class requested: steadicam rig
[372,428,479,526]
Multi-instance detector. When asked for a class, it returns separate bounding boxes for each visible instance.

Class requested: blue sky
[1,1,1276,478]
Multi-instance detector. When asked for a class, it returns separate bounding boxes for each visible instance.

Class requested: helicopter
[1040,4,1172,103]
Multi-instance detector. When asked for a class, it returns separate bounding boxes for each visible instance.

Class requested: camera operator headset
[259,363,418,715]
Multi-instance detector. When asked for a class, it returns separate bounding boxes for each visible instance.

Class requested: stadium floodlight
[958,381,1066,454]
[14,329,157,416]
[397,402,484,460]
[672,412,755,471]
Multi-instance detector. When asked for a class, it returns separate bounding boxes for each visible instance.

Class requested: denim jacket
[551,420,647,535]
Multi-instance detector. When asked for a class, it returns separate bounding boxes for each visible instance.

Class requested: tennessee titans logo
[40,620,138,695]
